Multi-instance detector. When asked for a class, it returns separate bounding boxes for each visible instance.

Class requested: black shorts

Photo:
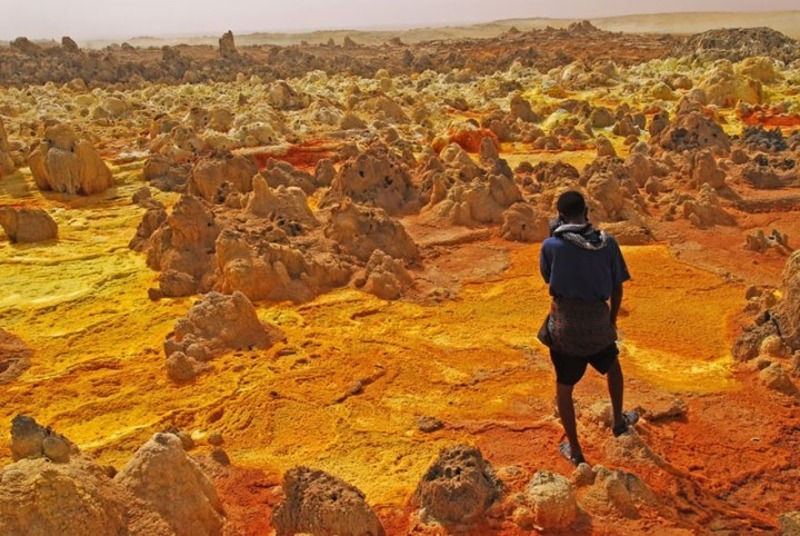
[550,343,619,386]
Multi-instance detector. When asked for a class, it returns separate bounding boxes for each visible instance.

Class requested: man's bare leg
[556,382,584,462]
[607,359,625,429]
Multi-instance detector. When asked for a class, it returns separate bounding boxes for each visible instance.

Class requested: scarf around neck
[549,219,609,251]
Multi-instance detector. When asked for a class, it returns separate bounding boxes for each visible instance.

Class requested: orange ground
[5,159,796,533]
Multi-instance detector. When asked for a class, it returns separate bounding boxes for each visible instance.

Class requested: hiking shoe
[612,410,640,437]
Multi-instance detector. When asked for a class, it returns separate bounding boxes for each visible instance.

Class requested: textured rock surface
[0,116,16,177]
[0,207,58,243]
[0,330,32,384]
[512,470,578,530]
[413,445,501,526]
[116,433,225,536]
[272,466,385,536]
[164,291,284,380]
[0,458,132,536]
[28,124,113,195]
[10,415,77,463]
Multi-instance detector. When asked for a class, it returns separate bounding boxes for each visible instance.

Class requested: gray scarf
[550,220,609,251]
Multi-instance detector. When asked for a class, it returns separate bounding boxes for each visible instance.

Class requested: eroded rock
[28,124,113,195]
[116,433,224,536]
[413,445,501,526]
[0,207,57,243]
[272,466,384,536]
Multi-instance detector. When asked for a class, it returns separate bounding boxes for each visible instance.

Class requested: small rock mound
[356,249,413,300]
[651,111,730,156]
[28,124,113,195]
[0,457,131,536]
[674,27,799,63]
[511,470,578,531]
[500,202,549,243]
[164,291,284,381]
[0,117,16,177]
[0,330,32,384]
[272,466,385,536]
[321,144,420,215]
[582,465,658,519]
[735,250,800,359]
[413,445,502,526]
[325,198,420,263]
[0,207,58,243]
[10,415,77,463]
[116,432,225,536]
[144,195,221,297]
[188,152,258,202]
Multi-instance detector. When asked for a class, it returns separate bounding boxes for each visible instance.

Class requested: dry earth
[1,13,800,536]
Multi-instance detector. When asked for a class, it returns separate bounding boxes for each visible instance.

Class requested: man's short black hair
[556,190,587,219]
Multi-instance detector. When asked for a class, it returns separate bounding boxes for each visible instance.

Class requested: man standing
[539,190,637,465]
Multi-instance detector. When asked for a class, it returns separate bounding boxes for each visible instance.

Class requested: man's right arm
[539,242,551,283]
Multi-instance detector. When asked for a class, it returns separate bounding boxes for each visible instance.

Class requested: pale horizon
[2,1,799,42]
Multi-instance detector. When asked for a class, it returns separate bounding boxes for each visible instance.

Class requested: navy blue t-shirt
[540,235,630,302]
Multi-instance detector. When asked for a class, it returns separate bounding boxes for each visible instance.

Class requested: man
[539,190,637,466]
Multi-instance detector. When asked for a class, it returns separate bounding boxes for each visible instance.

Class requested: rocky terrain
[1,15,800,535]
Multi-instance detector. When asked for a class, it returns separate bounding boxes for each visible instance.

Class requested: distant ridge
[28,10,800,49]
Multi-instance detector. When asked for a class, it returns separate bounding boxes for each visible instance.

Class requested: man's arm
[609,284,623,327]
[539,242,551,283]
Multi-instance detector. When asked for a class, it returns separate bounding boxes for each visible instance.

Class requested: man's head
[556,190,588,222]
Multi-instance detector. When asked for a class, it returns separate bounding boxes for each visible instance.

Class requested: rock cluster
[734,251,800,394]
[674,27,799,63]
[1,419,226,535]
[10,415,76,463]
[28,124,113,195]
[164,291,284,381]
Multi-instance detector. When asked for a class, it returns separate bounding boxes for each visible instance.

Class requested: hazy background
[1,0,798,41]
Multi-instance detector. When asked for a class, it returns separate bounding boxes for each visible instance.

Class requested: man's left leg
[606,358,624,429]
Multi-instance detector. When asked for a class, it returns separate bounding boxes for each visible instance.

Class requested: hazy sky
[1,0,798,41]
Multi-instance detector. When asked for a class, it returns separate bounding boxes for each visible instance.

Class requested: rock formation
[511,470,578,531]
[246,176,319,231]
[164,291,284,381]
[674,27,799,63]
[322,144,420,215]
[413,445,501,526]
[0,117,16,177]
[116,433,225,536]
[0,457,134,536]
[272,466,385,536]
[651,111,730,156]
[355,249,413,300]
[581,466,658,519]
[188,152,258,202]
[28,124,113,195]
[0,207,58,243]
[0,330,32,384]
[145,195,221,297]
[10,415,76,463]
[219,31,237,58]
[324,198,419,263]
[500,202,549,243]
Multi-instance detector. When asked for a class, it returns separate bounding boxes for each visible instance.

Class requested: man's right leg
[556,382,584,462]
